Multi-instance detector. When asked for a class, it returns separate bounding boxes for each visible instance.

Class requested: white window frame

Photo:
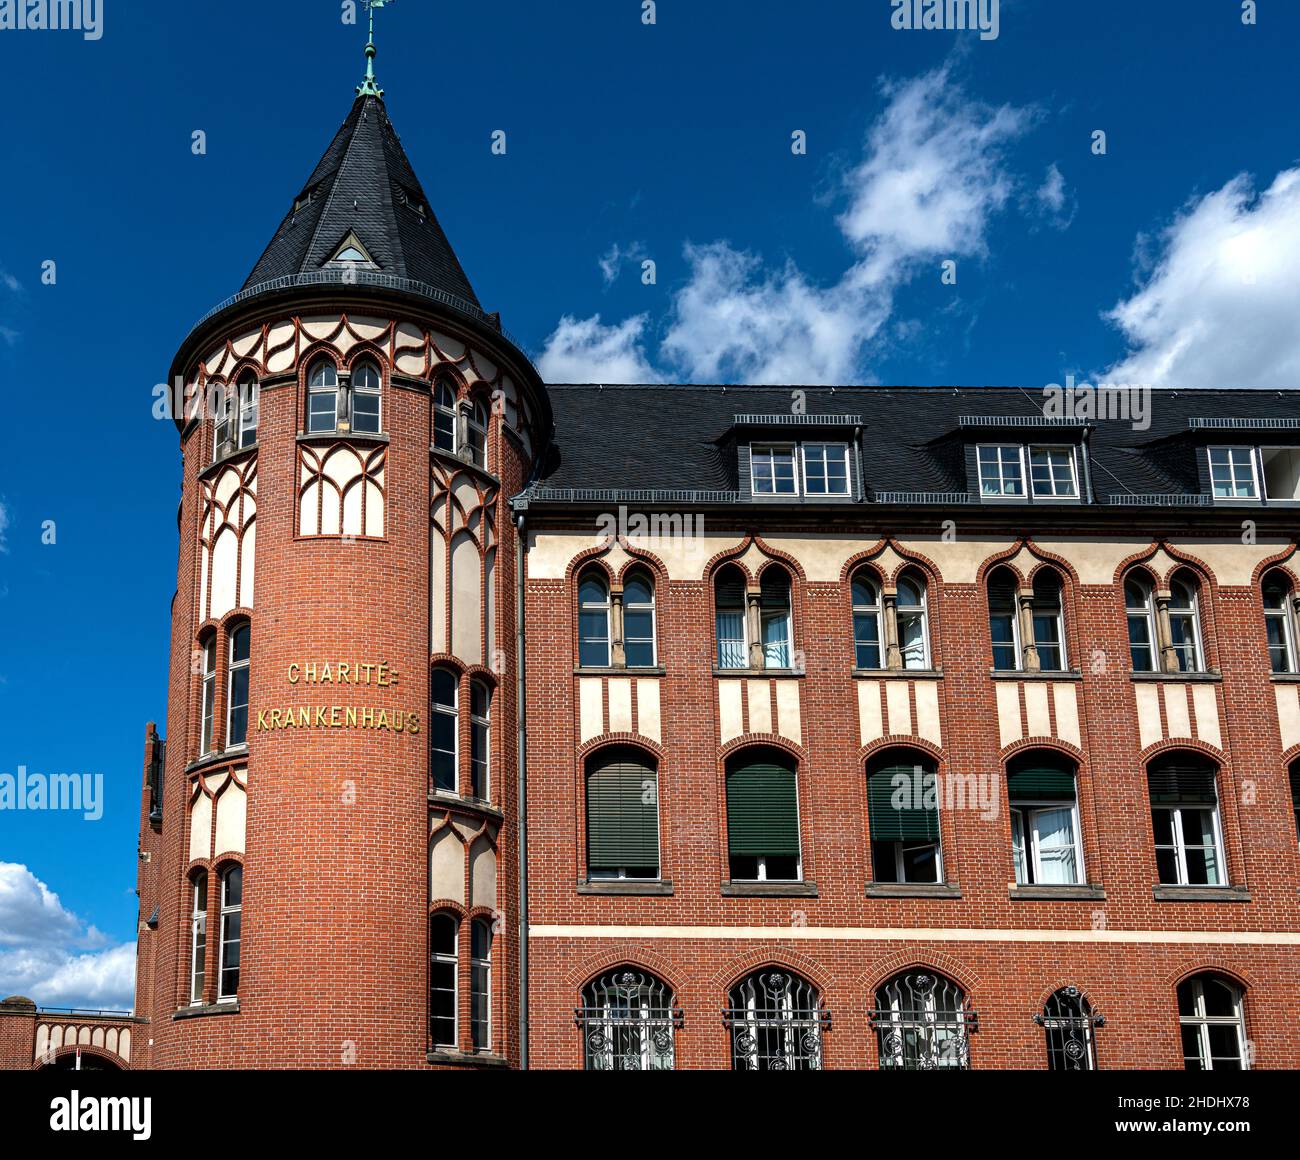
[428,914,459,1049]
[1028,444,1080,499]
[880,839,943,885]
[213,388,233,461]
[306,360,341,434]
[1125,575,1159,672]
[217,866,241,1003]
[1180,977,1248,1071]
[1010,799,1084,886]
[977,444,1026,499]
[750,444,799,497]
[852,572,884,670]
[578,573,612,668]
[237,375,259,449]
[470,680,490,801]
[1208,446,1259,501]
[470,918,492,1051]
[190,873,207,1005]
[430,669,458,795]
[988,571,1022,672]
[225,624,250,751]
[349,360,382,435]
[200,638,217,755]
[895,574,931,671]
[759,572,793,670]
[1154,801,1225,887]
[622,572,658,668]
[800,443,851,497]
[466,398,489,468]
[1263,574,1298,674]
[1031,575,1068,671]
[433,380,458,454]
[1167,577,1206,673]
[715,582,748,670]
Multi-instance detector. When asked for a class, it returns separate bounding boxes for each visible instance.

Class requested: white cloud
[1,272,18,293]
[598,242,648,287]
[1107,168,1300,388]
[0,501,8,553]
[539,67,1031,384]
[0,864,135,1010]
[1033,163,1074,229]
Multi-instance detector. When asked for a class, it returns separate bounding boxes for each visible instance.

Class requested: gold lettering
[298,707,310,727]
[320,663,333,684]
[407,712,420,735]
[346,707,357,728]
[339,663,351,683]
[270,709,282,729]
[257,710,268,730]
[361,707,375,729]
[361,663,375,683]
[304,663,317,683]
[315,706,327,727]
[377,709,391,731]
[330,706,341,727]
[288,663,300,684]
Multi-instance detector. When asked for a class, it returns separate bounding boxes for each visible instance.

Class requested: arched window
[190,872,207,1005]
[237,371,259,449]
[725,969,826,1070]
[429,668,458,793]
[1008,752,1083,885]
[586,748,659,881]
[867,751,941,885]
[218,865,242,1002]
[470,680,491,800]
[715,566,747,669]
[1032,570,1067,670]
[578,571,611,667]
[579,969,679,1071]
[470,917,492,1050]
[350,360,382,434]
[852,569,882,670]
[1037,986,1102,1071]
[1168,572,1205,673]
[1262,570,1297,674]
[428,913,459,1049]
[1179,974,1247,1070]
[760,567,792,669]
[1125,573,1158,672]
[1148,754,1223,886]
[896,570,930,670]
[306,359,340,433]
[623,570,657,668]
[433,380,458,453]
[988,568,1020,671]
[226,623,250,748]
[466,397,489,467]
[213,384,233,460]
[199,636,217,756]
[871,971,974,1070]
[726,748,800,882]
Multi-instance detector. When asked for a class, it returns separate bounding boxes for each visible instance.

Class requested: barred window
[1179,974,1247,1070]
[725,969,827,1071]
[871,971,976,1070]
[1036,986,1103,1071]
[578,970,680,1071]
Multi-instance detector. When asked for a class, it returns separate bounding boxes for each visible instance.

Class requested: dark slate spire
[241,94,481,309]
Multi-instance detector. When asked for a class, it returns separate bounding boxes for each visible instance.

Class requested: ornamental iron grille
[1034,986,1104,1071]
[870,971,977,1070]
[577,970,681,1071]
[724,969,829,1071]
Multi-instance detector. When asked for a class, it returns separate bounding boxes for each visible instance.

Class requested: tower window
[307,360,341,433]
[237,373,259,449]
[470,918,492,1051]
[470,680,490,800]
[199,637,217,756]
[429,668,458,794]
[434,381,457,453]
[351,361,382,434]
[428,913,458,1049]
[226,624,250,748]
[466,398,489,467]
[218,865,242,1002]
[190,872,207,1005]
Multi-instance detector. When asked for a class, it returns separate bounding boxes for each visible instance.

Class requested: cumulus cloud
[598,242,649,287]
[1106,169,1300,388]
[0,864,135,1010]
[539,67,1031,384]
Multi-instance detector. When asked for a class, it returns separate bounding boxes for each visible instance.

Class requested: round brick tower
[134,81,549,1069]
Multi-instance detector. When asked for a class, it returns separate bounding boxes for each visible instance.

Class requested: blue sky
[1,0,1297,1008]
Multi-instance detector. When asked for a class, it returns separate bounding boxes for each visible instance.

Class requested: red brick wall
[0,1000,36,1071]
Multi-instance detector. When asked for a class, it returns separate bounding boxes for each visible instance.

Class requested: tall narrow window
[218,865,242,1001]
[350,360,382,434]
[306,360,340,434]
[1125,575,1158,672]
[586,749,659,881]
[433,381,457,453]
[237,372,259,448]
[470,918,492,1051]
[1179,974,1247,1070]
[578,572,611,667]
[190,872,207,1004]
[1008,753,1082,885]
[580,970,678,1071]
[428,913,458,1049]
[1037,987,1101,1071]
[1290,762,1300,849]
[466,398,488,468]
[1262,571,1296,673]
[872,971,974,1070]
[213,388,233,460]
[852,571,882,669]
[988,569,1020,671]
[867,754,941,884]
[715,567,747,669]
[895,571,930,670]
[726,750,800,882]
[1148,755,1223,886]
[199,637,217,755]
[226,624,250,748]
[429,668,458,793]
[726,969,825,1070]
[760,568,792,668]
[1168,574,1205,673]
[1032,570,1067,670]
[623,571,657,667]
[470,680,490,800]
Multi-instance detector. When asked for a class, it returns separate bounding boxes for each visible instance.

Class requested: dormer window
[978,444,1078,500]
[1207,446,1300,502]
[750,442,850,497]
[1208,447,1258,499]
[802,443,850,496]
[751,445,797,496]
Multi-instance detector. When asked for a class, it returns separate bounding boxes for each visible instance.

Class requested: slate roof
[533,384,1300,505]
[241,95,480,308]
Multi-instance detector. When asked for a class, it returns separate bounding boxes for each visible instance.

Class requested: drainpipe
[515,509,529,1070]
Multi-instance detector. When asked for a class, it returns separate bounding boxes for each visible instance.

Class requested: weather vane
[357,0,396,98]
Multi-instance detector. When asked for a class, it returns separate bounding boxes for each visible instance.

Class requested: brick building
[6,75,1300,1073]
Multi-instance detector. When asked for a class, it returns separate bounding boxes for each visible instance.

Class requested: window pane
[308,392,337,432]
[351,391,381,433]
[716,612,746,668]
[1033,808,1078,884]
[854,611,881,669]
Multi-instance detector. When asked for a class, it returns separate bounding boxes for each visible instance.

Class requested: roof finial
[357,0,395,98]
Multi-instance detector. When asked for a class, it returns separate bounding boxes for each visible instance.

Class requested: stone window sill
[1009,883,1106,901]
[200,444,258,479]
[297,431,390,446]
[990,670,1082,681]
[426,1049,509,1069]
[1153,884,1251,903]
[428,791,504,820]
[854,668,944,681]
[722,880,818,898]
[713,668,805,679]
[864,882,961,899]
[578,880,674,896]
[1270,673,1300,684]
[173,1001,240,1020]
[1130,670,1222,683]
[574,666,667,677]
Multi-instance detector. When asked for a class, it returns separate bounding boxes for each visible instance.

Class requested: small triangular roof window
[326,231,379,269]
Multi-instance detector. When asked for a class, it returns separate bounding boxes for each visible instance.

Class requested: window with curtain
[852,570,882,669]
[1037,986,1101,1071]
[428,913,458,1049]
[1032,570,1067,670]
[433,380,457,453]
[867,754,941,884]
[199,636,217,756]
[350,360,382,434]
[1262,571,1296,673]
[1179,974,1247,1070]
[467,397,489,467]
[306,359,340,433]
[715,567,747,669]
[1147,755,1223,886]
[725,969,826,1070]
[470,918,492,1050]
[760,569,792,668]
[895,571,930,670]
[1008,753,1082,885]
[871,971,974,1070]
[213,385,233,459]
[1168,573,1205,672]
[218,865,242,1001]
[226,623,250,747]
[237,372,259,449]
[726,750,800,881]
[586,749,660,881]
[190,872,207,1004]
[470,680,490,800]
[578,571,611,667]
[429,668,458,793]
[988,568,1019,671]
[623,570,657,667]
[1125,574,1158,671]
[579,969,679,1071]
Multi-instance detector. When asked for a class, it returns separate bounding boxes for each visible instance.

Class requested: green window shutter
[867,762,940,842]
[1147,758,1218,805]
[1007,760,1077,803]
[586,753,659,869]
[726,756,799,858]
